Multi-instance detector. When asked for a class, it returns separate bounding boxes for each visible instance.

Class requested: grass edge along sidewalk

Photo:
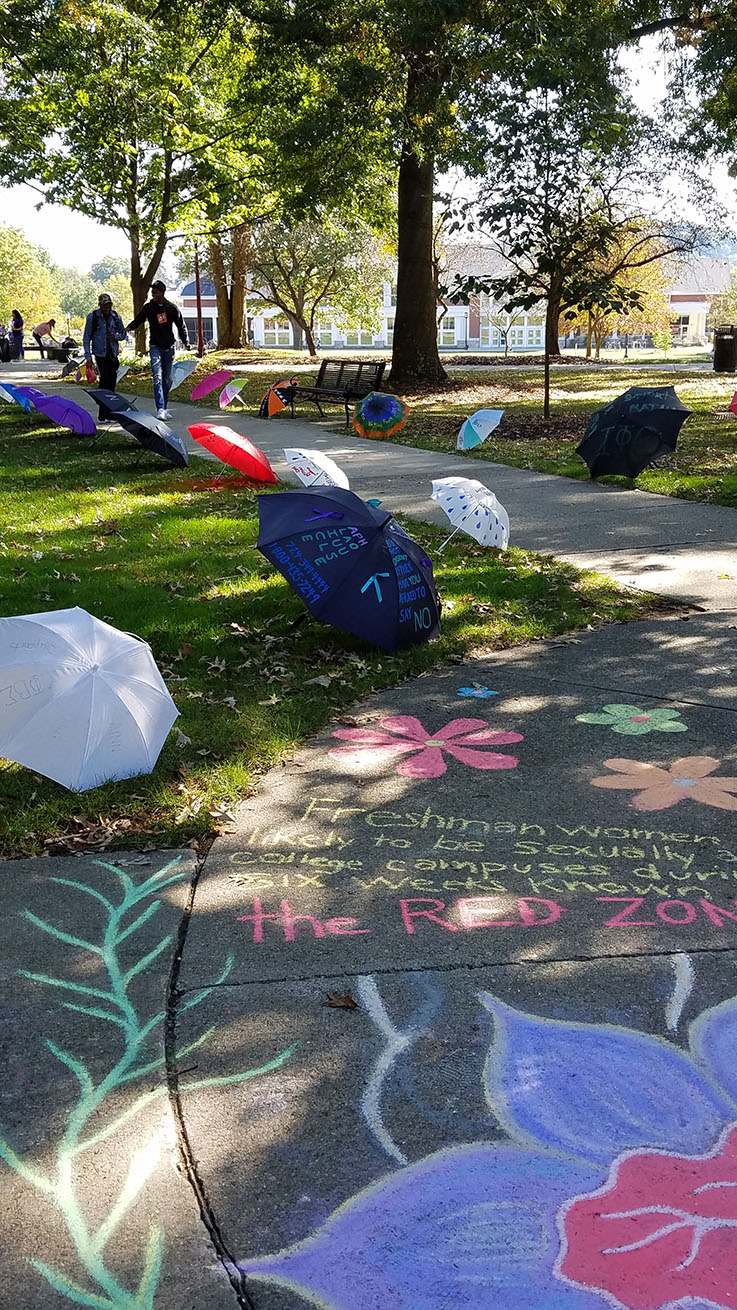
[0,406,667,859]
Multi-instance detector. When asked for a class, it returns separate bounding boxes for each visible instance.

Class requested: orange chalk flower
[591,755,737,812]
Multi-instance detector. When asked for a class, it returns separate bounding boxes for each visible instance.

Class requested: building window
[344,330,359,346]
[263,318,292,347]
[510,326,525,348]
[317,320,333,346]
[389,283,397,304]
[386,317,394,345]
[439,316,457,346]
[674,315,690,337]
[184,317,214,345]
[527,326,543,347]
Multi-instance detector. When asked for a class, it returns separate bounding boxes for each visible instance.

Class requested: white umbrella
[431,476,510,551]
[170,358,198,391]
[457,408,504,450]
[0,607,178,791]
[282,447,349,488]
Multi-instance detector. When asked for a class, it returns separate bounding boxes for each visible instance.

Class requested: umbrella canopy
[32,393,97,436]
[431,476,510,550]
[0,382,32,411]
[14,385,48,406]
[85,388,138,421]
[117,410,189,468]
[116,364,130,384]
[576,386,690,478]
[61,356,84,378]
[190,369,234,401]
[220,380,249,409]
[170,358,198,392]
[187,423,277,481]
[0,606,178,791]
[283,447,349,489]
[729,391,737,419]
[457,408,504,451]
[257,487,441,651]
[259,379,298,418]
[353,391,410,440]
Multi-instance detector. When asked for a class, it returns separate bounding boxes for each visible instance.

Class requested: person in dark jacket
[83,294,127,391]
[126,280,189,419]
[9,310,24,359]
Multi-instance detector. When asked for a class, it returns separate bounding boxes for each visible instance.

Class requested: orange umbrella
[259,378,299,418]
[187,423,277,482]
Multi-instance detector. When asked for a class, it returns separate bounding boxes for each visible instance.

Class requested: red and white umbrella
[187,423,277,482]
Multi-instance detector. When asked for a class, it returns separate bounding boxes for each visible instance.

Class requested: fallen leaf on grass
[258,693,280,706]
[305,674,332,688]
[176,729,192,749]
[323,992,358,1010]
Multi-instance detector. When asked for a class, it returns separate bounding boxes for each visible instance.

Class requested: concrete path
[2,358,737,608]
[3,359,737,1308]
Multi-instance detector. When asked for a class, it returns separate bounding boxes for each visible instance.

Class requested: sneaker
[161,409,172,420]
[157,408,166,419]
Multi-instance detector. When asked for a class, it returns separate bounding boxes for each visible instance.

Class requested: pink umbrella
[219,380,249,409]
[188,423,277,482]
[190,369,234,402]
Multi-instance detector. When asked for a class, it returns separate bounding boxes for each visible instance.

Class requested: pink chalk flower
[329,715,523,779]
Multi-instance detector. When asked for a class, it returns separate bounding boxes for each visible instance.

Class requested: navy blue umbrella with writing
[257,487,441,651]
[576,386,690,479]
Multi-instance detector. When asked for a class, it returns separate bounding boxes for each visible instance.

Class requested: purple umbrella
[32,394,97,436]
[14,386,48,405]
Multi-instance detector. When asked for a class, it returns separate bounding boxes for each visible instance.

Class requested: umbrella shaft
[437,505,474,552]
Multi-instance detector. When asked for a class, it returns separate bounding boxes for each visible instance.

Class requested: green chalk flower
[576,703,688,736]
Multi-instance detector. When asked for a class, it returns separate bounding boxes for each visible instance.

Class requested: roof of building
[179,278,217,298]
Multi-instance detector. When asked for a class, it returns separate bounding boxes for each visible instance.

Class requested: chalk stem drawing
[666,952,695,1033]
[356,974,428,1166]
[0,856,296,1309]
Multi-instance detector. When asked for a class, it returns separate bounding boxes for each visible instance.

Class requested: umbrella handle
[437,505,473,552]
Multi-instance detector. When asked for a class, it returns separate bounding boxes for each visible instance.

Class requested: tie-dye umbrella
[283,447,349,488]
[457,408,504,451]
[431,476,510,551]
[190,369,234,401]
[219,380,250,409]
[353,391,409,440]
[169,358,198,392]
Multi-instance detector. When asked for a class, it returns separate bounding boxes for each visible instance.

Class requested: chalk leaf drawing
[576,703,687,735]
[329,714,523,778]
[241,984,737,1309]
[457,686,499,699]
[557,1125,737,1309]
[591,756,737,812]
[1,857,296,1309]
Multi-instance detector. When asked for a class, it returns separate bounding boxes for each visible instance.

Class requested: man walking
[126,281,189,419]
[83,293,127,391]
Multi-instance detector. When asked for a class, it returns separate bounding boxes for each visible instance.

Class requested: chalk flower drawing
[576,703,687,735]
[240,982,737,1310]
[0,857,296,1309]
[591,755,737,812]
[558,1124,737,1308]
[329,714,522,778]
[457,686,499,699]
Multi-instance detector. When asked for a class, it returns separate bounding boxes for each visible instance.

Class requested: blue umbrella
[170,358,198,392]
[0,382,33,412]
[257,487,441,651]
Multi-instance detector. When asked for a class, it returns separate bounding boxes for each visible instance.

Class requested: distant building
[174,249,733,352]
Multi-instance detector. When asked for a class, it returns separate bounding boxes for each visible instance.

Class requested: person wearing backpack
[83,293,127,391]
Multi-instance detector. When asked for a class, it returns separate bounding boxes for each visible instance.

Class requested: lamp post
[623,333,629,361]
[193,247,205,358]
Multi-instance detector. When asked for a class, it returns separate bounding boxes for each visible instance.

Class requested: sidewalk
[2,359,737,1308]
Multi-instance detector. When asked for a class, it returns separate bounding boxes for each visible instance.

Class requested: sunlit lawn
[0,405,657,857]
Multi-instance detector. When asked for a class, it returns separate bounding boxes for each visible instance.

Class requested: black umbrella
[576,386,691,479]
[115,410,189,468]
[61,356,84,378]
[85,388,138,422]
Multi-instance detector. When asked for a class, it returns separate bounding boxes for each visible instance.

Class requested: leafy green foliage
[0,223,59,325]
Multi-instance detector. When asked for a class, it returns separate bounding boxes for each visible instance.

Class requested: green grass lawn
[0,405,658,858]
[116,354,737,507]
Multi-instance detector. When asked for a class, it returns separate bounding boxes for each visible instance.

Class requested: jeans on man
[10,331,24,359]
[95,354,118,392]
[33,332,46,358]
[150,344,174,412]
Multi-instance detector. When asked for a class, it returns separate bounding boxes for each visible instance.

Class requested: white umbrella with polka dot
[431,476,510,551]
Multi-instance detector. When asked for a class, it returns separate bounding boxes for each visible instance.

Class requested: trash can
[714,324,737,373]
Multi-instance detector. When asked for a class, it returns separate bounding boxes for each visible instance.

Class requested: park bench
[291,358,386,427]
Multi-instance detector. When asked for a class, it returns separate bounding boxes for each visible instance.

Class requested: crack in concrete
[165,855,256,1310]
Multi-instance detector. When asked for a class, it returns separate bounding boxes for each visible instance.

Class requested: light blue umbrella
[457,408,504,450]
[169,358,198,392]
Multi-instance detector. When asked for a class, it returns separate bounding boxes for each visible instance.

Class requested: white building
[175,249,732,353]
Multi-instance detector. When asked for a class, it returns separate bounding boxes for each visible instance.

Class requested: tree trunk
[209,239,234,347]
[388,142,446,386]
[303,322,318,356]
[586,313,593,359]
[129,242,148,356]
[545,295,561,357]
[230,227,248,348]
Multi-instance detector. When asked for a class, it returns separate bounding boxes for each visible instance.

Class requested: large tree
[0,225,59,326]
